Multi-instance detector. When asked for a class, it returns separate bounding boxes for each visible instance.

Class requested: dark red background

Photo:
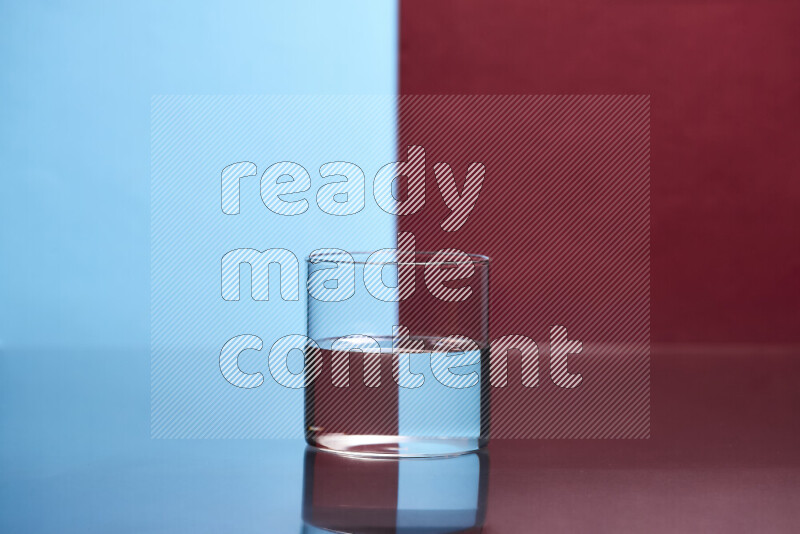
[400,1,800,530]
[400,0,800,343]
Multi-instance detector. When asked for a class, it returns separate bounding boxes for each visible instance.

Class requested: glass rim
[306,250,491,266]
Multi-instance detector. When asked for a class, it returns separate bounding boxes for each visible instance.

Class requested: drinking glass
[305,250,490,457]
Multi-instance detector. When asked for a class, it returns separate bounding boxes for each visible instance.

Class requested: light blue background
[0,0,397,350]
[0,1,397,532]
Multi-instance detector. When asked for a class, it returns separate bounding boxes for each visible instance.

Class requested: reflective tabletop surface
[2,346,799,533]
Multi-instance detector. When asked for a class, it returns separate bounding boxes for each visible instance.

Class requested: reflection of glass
[306,251,490,457]
[302,446,488,533]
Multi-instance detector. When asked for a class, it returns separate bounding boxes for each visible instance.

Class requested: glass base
[308,434,486,458]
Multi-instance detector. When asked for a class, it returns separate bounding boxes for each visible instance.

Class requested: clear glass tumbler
[305,250,490,457]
